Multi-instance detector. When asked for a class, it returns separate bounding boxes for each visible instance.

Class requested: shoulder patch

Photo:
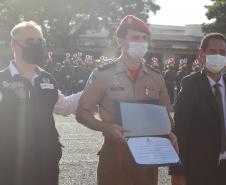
[145,64,161,74]
[87,73,96,85]
[98,59,117,71]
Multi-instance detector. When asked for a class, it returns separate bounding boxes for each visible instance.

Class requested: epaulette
[145,63,161,74]
[97,59,117,71]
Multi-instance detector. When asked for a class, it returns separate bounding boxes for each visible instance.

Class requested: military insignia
[2,81,24,90]
[87,73,96,84]
[144,86,151,96]
[145,64,160,74]
[42,78,50,84]
[40,78,54,89]
[1,81,27,99]
[144,86,159,96]
[97,59,117,71]
[2,81,10,88]
[110,86,125,91]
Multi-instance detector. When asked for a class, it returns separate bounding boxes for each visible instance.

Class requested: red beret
[116,15,150,36]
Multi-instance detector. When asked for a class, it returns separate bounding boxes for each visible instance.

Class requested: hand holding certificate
[118,101,180,166]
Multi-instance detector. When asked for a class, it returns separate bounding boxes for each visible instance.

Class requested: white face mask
[205,54,226,73]
[127,42,148,59]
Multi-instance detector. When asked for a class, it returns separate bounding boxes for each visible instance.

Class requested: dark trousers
[0,159,60,185]
[167,85,175,104]
[186,160,226,185]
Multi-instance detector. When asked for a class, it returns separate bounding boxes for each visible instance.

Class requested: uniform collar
[201,68,224,87]
[9,61,20,77]
[141,62,150,74]
[207,74,224,88]
[115,56,149,74]
[114,56,128,74]
[9,61,44,77]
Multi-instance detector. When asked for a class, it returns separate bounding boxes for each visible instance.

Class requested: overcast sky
[148,0,214,25]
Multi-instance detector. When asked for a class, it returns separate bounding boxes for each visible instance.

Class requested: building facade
[147,24,203,67]
[0,24,203,69]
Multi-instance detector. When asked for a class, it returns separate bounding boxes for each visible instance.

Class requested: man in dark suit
[175,32,226,185]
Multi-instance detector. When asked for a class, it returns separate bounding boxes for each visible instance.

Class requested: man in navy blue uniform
[0,21,81,185]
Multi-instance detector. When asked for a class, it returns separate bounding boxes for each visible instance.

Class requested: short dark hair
[200,32,226,52]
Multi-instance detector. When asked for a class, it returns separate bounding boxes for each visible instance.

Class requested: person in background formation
[61,53,74,95]
[45,49,201,97]
[176,59,190,94]
[44,52,95,94]
[150,57,160,72]
[163,58,177,104]
[45,51,55,74]
[191,59,202,74]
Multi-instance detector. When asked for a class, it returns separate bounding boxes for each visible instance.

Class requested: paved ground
[55,115,171,185]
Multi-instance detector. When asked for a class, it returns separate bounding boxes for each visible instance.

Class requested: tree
[202,0,226,35]
[0,0,160,48]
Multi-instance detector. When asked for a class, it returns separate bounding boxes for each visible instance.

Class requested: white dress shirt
[8,62,81,116]
[207,75,226,160]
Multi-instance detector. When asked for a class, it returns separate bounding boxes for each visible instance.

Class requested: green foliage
[202,0,226,35]
[0,0,160,46]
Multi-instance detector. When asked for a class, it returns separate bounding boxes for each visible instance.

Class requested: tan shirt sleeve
[78,69,106,111]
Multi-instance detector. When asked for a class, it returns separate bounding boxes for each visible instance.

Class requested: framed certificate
[118,101,181,166]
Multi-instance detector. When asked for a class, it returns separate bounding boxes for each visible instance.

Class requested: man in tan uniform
[76,15,176,185]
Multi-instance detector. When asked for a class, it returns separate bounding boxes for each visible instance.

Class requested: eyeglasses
[13,37,46,47]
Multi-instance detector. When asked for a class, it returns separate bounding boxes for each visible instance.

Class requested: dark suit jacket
[175,70,224,181]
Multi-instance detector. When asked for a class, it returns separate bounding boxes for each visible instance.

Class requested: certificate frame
[117,100,181,167]
[127,136,181,167]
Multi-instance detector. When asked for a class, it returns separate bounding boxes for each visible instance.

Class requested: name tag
[111,86,125,91]
[40,83,54,89]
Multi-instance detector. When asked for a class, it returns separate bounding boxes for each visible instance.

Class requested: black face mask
[14,39,45,67]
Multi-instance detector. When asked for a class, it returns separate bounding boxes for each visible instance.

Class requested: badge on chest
[111,86,125,91]
[2,81,28,99]
[144,86,151,96]
[40,78,54,89]
[144,86,159,96]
